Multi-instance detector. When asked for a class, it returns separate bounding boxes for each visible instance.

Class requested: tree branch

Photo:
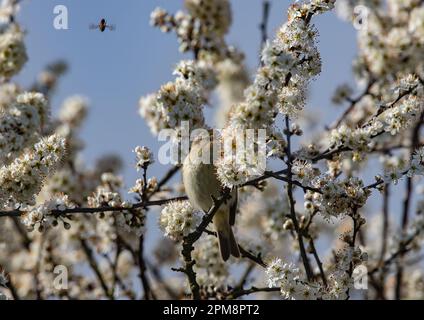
[284,116,314,281]
[178,191,231,300]
[259,0,270,66]
[80,238,113,300]
[226,286,280,299]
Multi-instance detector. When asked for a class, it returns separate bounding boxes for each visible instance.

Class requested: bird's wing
[89,23,98,30]
[107,24,116,31]
[229,188,238,226]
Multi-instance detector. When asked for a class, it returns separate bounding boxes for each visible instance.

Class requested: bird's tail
[217,224,240,261]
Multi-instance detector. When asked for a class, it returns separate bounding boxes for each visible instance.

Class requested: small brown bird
[89,18,115,32]
[182,136,240,261]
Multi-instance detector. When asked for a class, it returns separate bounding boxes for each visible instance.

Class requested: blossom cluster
[292,159,317,184]
[139,60,216,137]
[306,176,369,220]
[215,126,268,188]
[329,76,423,154]
[266,258,320,300]
[0,92,49,161]
[343,0,424,78]
[382,94,423,135]
[229,1,336,129]
[322,245,367,300]
[128,176,157,198]
[87,172,124,208]
[377,146,424,184]
[150,0,231,55]
[266,243,367,300]
[216,1,335,188]
[0,24,27,78]
[133,146,154,170]
[87,173,146,237]
[0,134,66,207]
[159,200,201,241]
[20,194,74,232]
[329,123,381,153]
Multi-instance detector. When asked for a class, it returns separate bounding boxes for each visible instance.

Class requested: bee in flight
[89,18,116,32]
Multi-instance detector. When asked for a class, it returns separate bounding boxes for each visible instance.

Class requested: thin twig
[259,0,270,66]
[328,79,375,130]
[80,238,113,300]
[307,237,327,287]
[346,209,362,299]
[395,112,424,299]
[368,227,422,276]
[11,217,31,250]
[146,259,180,299]
[138,235,155,300]
[377,183,390,298]
[235,263,255,290]
[0,196,188,218]
[226,286,280,299]
[284,116,314,281]
[239,245,267,268]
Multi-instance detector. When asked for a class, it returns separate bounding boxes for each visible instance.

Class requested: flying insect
[89,18,115,32]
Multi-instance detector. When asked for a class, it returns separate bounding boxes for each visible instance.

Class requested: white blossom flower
[310,176,369,219]
[20,194,74,232]
[265,257,322,300]
[292,159,317,185]
[159,200,201,241]
[383,95,422,135]
[134,146,154,170]
[129,177,157,195]
[266,258,299,288]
